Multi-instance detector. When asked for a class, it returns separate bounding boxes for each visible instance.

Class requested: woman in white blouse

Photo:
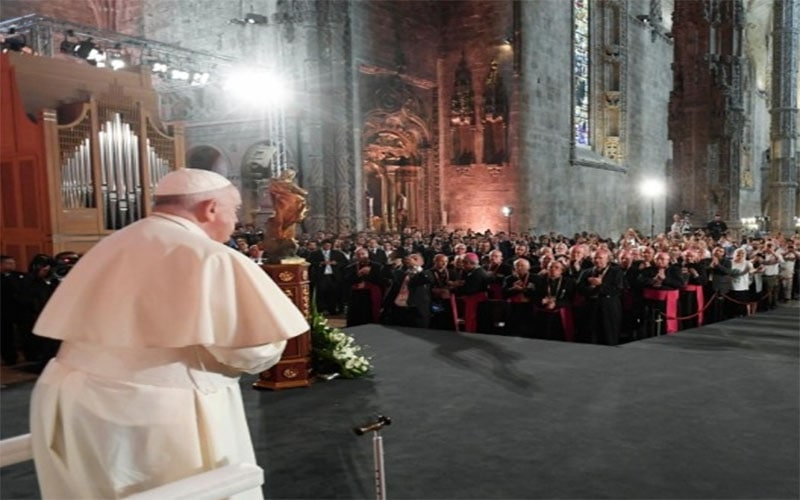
[729,247,759,316]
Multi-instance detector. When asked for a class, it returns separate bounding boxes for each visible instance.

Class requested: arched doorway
[362,109,431,232]
[186,145,229,175]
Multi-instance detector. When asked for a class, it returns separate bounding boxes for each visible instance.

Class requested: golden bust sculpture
[263,169,308,263]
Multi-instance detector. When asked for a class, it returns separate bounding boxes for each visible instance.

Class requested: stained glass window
[573,0,590,147]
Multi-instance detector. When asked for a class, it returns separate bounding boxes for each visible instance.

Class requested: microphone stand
[354,415,392,500]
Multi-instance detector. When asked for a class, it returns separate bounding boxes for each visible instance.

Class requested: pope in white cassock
[29,168,309,499]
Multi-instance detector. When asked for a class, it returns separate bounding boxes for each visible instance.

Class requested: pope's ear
[196,198,217,222]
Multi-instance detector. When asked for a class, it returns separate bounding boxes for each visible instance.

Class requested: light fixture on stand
[640,178,665,239]
[1,28,29,53]
[501,206,514,235]
[245,13,268,25]
[229,13,269,25]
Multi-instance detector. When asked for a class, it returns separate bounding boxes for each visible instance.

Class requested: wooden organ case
[1,52,184,264]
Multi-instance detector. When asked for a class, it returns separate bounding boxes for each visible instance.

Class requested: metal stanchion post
[654,310,663,336]
[354,415,392,500]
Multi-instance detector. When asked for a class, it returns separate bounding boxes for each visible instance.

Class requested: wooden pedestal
[253,261,312,390]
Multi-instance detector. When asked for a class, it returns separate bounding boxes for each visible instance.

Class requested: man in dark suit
[1,255,25,365]
[576,249,624,346]
[454,252,492,333]
[678,249,709,329]
[429,253,457,330]
[382,253,432,328]
[365,238,389,265]
[343,247,385,327]
[637,251,686,336]
[307,239,347,315]
[533,260,576,340]
[454,253,490,296]
[637,251,686,290]
[484,250,513,290]
[502,258,537,337]
[706,213,728,241]
[705,246,735,323]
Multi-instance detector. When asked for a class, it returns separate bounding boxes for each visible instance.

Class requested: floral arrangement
[310,302,372,379]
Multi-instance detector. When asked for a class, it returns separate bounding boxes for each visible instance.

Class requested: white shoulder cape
[34,214,308,347]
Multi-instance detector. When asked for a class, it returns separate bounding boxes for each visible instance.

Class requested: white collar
[150,213,209,238]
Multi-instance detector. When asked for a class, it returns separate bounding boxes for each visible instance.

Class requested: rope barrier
[651,291,718,321]
[653,289,774,322]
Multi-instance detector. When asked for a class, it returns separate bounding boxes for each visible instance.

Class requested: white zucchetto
[154,168,232,196]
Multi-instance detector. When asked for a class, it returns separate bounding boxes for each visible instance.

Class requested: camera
[53,251,80,280]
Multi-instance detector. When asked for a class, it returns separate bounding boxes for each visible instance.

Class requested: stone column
[768,0,799,234]
[328,7,356,234]
[297,14,327,234]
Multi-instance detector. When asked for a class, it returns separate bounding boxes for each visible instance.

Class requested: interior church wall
[624,7,674,235]
[516,0,674,238]
[434,1,517,233]
[141,0,361,234]
[2,0,785,237]
[137,0,295,225]
[0,0,143,33]
[741,82,772,222]
[517,0,574,235]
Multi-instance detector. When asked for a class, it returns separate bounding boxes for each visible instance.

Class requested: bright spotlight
[224,69,291,108]
[108,52,126,70]
[639,178,665,198]
[170,69,190,81]
[245,13,269,25]
[191,72,210,86]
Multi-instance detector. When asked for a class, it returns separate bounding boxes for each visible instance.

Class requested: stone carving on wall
[450,54,476,165]
[604,91,621,107]
[603,137,620,160]
[603,44,621,62]
[482,60,508,165]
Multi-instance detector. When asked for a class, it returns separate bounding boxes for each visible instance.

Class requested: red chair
[450,292,489,333]
[643,288,680,334]
[534,306,576,342]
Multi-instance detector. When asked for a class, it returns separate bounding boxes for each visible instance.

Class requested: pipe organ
[1,52,185,263]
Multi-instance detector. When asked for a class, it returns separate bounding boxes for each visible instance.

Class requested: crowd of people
[230,214,799,346]
[4,179,794,499]
[4,215,798,368]
[1,252,78,366]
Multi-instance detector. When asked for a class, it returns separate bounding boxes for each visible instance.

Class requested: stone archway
[186,145,230,175]
[362,108,432,231]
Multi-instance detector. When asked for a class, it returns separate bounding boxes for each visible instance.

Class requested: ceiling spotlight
[74,38,98,59]
[170,69,190,81]
[89,50,107,67]
[108,52,126,70]
[191,72,210,86]
[151,62,169,73]
[1,28,29,53]
[245,13,268,25]
[60,39,77,54]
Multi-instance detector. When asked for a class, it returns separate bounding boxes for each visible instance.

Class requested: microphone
[353,415,392,435]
